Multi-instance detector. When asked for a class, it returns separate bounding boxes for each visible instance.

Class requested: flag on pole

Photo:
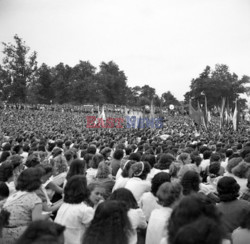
[220,97,226,129]
[150,99,155,120]
[204,94,208,129]
[233,99,239,131]
[101,105,106,121]
[189,99,202,126]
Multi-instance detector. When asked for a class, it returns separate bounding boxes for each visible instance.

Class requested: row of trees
[0,35,180,107]
[0,35,249,110]
[184,65,250,111]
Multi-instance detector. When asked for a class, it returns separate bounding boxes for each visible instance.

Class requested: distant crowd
[0,104,250,244]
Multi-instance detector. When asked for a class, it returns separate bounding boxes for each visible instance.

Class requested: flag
[220,97,226,129]
[233,99,239,131]
[189,100,202,126]
[204,95,208,129]
[101,105,106,121]
[150,99,155,120]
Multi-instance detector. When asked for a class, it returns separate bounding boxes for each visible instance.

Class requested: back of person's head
[0,162,14,182]
[129,161,151,180]
[87,146,96,155]
[226,157,242,173]
[90,153,104,169]
[181,171,200,195]
[113,149,124,160]
[210,153,221,163]
[203,150,212,160]
[0,151,10,163]
[121,160,136,178]
[125,147,132,156]
[83,200,131,244]
[226,149,233,158]
[25,154,40,168]
[141,154,156,168]
[96,161,111,179]
[155,153,175,170]
[110,188,138,209]
[168,194,222,244]
[217,176,240,202]
[66,159,86,181]
[16,220,65,244]
[208,162,221,178]
[16,167,43,192]
[64,175,89,204]
[151,172,171,196]
[128,152,141,162]
[157,181,182,207]
[172,217,224,244]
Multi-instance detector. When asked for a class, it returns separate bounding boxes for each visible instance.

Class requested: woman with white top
[110,188,147,244]
[146,181,183,244]
[55,175,94,244]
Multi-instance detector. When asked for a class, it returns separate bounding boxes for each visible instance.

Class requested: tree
[185,64,250,110]
[1,35,38,102]
[27,63,54,104]
[96,61,127,105]
[161,91,180,107]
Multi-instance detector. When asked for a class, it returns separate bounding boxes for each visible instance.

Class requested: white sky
[0,0,250,101]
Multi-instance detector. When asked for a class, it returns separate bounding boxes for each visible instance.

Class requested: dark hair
[0,151,10,163]
[64,175,89,204]
[90,154,104,169]
[141,154,156,168]
[203,150,212,160]
[0,181,9,198]
[125,147,132,156]
[16,220,65,244]
[210,153,221,163]
[113,149,124,160]
[217,176,240,202]
[26,154,40,168]
[110,188,138,209]
[66,159,86,181]
[83,200,132,244]
[121,160,136,178]
[128,153,141,162]
[87,146,96,155]
[129,161,151,180]
[0,209,10,232]
[181,171,200,195]
[0,162,14,181]
[173,217,224,244]
[13,145,23,154]
[239,209,250,229]
[157,182,182,207]
[151,172,171,196]
[16,168,43,192]
[168,194,223,244]
[154,153,175,170]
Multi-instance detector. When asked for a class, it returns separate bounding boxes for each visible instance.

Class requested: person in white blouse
[146,181,183,244]
[55,175,94,244]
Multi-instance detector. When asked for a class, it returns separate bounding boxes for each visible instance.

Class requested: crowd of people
[0,104,250,244]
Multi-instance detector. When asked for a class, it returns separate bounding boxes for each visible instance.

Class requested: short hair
[64,175,89,204]
[203,150,212,160]
[128,153,141,162]
[141,154,156,168]
[26,154,40,168]
[0,151,10,163]
[210,153,221,163]
[87,146,96,155]
[151,172,171,196]
[154,153,175,170]
[113,149,124,160]
[13,145,23,154]
[110,188,138,209]
[217,176,240,202]
[0,162,14,181]
[157,182,182,207]
[16,168,43,192]
[181,171,200,195]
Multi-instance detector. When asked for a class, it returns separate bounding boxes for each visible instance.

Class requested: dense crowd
[0,105,250,244]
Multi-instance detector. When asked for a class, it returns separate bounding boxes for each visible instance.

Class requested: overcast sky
[0,0,250,100]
